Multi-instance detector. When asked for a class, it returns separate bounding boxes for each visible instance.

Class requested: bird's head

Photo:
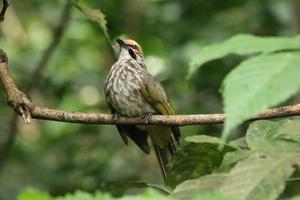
[116,39,143,60]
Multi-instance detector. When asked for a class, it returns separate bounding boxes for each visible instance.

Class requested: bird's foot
[142,112,153,125]
[112,112,121,123]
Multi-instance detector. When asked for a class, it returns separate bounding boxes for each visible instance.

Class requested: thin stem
[0,0,9,22]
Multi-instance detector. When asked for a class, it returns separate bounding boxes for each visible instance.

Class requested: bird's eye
[130,45,138,50]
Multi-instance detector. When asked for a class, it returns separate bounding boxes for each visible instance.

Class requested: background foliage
[1,0,300,199]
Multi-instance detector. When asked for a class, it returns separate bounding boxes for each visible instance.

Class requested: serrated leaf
[219,153,299,200]
[246,119,300,152]
[188,34,300,78]
[185,135,239,149]
[222,52,300,141]
[171,174,227,200]
[229,137,248,149]
[69,0,111,45]
[185,135,222,143]
[167,135,236,188]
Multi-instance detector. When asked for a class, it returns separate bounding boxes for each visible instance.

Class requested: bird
[104,38,180,181]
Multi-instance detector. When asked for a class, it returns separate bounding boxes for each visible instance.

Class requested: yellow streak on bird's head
[123,39,143,57]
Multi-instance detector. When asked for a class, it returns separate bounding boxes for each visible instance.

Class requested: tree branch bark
[21,103,300,125]
[0,0,9,22]
[0,51,33,123]
[1,48,300,126]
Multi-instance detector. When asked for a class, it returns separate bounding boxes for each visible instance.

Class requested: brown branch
[1,48,300,126]
[0,51,33,123]
[30,106,225,125]
[0,0,9,22]
[27,103,300,125]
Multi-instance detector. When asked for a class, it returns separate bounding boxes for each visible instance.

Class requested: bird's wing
[116,125,150,154]
[140,74,174,115]
[140,74,181,143]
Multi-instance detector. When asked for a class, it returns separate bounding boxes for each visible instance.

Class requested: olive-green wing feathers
[140,75,181,144]
[140,75,174,115]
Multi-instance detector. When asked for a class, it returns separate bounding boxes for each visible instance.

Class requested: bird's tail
[151,133,178,182]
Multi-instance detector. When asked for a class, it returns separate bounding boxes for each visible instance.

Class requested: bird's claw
[112,112,121,122]
[142,113,153,125]
[19,103,31,124]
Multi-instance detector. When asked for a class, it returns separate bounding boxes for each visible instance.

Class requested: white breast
[105,59,154,117]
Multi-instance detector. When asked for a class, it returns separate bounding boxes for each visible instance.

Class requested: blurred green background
[0,0,299,199]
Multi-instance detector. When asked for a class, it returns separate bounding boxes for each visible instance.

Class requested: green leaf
[185,135,239,149]
[56,190,111,200]
[118,189,170,200]
[188,34,300,78]
[246,119,300,152]
[192,192,235,200]
[19,189,169,200]
[222,52,300,141]
[219,153,299,200]
[101,181,170,197]
[291,196,300,200]
[218,150,251,172]
[18,188,53,200]
[229,137,248,149]
[167,135,236,188]
[171,174,228,200]
[69,0,112,46]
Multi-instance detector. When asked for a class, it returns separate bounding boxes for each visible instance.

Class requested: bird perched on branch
[104,39,180,181]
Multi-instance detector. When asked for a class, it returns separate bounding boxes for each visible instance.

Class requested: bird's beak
[116,39,128,49]
[116,38,137,59]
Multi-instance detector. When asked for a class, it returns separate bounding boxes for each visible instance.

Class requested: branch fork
[7,89,33,124]
[0,49,33,123]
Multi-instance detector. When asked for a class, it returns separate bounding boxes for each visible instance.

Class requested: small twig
[287,177,300,182]
[0,0,9,22]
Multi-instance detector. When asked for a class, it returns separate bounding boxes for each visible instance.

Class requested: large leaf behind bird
[219,153,300,200]
[246,119,300,152]
[69,0,112,47]
[188,34,300,78]
[171,174,228,200]
[222,52,300,140]
[167,135,237,188]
